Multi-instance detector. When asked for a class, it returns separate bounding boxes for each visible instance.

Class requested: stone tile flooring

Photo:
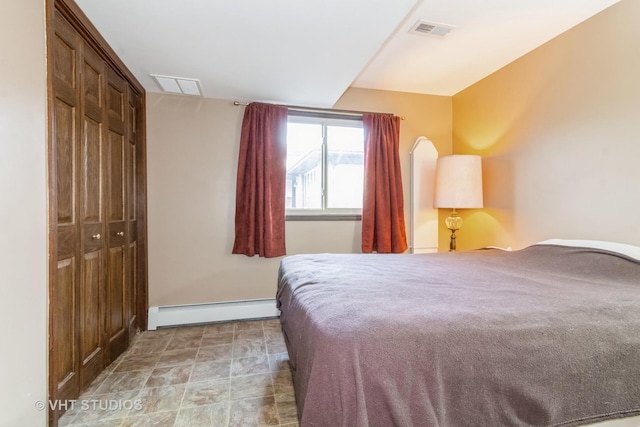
[58,319,298,427]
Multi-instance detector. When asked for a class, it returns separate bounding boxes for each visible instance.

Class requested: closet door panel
[82,117,102,223]
[55,98,76,226]
[52,13,76,94]
[83,50,102,116]
[78,44,106,388]
[106,128,127,359]
[51,10,82,413]
[53,37,75,87]
[107,82,126,137]
[126,88,138,335]
[109,132,125,222]
[108,246,125,331]
[79,251,102,383]
[128,240,137,333]
[106,67,129,361]
[52,258,78,394]
[131,91,147,331]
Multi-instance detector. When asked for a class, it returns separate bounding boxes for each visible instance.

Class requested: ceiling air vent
[410,20,454,38]
[151,74,202,96]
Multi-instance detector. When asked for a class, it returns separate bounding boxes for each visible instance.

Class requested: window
[285,112,364,218]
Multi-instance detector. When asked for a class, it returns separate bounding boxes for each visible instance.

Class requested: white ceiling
[75,0,620,107]
[353,0,621,96]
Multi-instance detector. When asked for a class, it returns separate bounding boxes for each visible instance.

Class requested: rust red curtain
[361,113,408,253]
[232,102,288,258]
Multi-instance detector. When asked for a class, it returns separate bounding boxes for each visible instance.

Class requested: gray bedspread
[276,245,640,427]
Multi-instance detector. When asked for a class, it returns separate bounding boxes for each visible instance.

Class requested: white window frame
[285,112,364,220]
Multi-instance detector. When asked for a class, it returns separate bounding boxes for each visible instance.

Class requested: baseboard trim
[147,298,279,330]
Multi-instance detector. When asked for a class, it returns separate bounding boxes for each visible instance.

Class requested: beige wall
[0,0,48,425]
[146,88,451,306]
[452,0,640,251]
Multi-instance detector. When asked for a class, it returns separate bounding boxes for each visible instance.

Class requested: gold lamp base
[445,209,463,252]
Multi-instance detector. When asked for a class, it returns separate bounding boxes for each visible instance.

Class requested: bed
[276,240,640,427]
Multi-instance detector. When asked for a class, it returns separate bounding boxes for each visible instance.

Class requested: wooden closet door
[50,10,82,409]
[78,43,107,389]
[106,67,129,361]
[126,86,139,340]
[48,2,148,425]
[50,8,109,404]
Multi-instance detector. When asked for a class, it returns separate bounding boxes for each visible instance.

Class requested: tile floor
[58,319,298,427]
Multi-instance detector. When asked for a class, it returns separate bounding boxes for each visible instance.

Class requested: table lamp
[433,155,483,251]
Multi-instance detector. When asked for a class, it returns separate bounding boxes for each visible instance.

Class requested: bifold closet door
[50,8,108,409]
[78,35,107,390]
[49,2,147,425]
[105,67,130,362]
[50,10,82,406]
[126,86,140,340]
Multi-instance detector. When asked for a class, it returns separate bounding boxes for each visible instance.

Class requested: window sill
[286,214,362,221]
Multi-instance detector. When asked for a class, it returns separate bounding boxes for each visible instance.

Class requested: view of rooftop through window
[286,117,364,213]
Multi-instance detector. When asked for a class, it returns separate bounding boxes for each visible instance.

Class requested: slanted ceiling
[76,0,620,106]
[75,0,418,107]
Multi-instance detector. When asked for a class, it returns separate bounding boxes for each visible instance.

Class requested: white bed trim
[584,414,640,427]
[536,239,640,261]
[147,298,279,330]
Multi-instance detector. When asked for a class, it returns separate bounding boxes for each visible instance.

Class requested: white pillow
[536,239,640,262]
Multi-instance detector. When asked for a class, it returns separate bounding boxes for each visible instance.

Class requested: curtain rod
[233,101,405,120]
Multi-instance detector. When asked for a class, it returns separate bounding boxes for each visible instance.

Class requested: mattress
[276,244,640,426]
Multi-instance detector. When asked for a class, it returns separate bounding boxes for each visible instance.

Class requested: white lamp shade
[434,155,483,209]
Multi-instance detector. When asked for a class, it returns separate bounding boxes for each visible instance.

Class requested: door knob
[116,231,124,237]
[91,233,101,240]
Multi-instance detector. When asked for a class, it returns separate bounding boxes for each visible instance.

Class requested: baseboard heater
[147,298,280,330]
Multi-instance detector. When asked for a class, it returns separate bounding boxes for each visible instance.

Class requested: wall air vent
[151,74,203,96]
[410,20,455,38]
